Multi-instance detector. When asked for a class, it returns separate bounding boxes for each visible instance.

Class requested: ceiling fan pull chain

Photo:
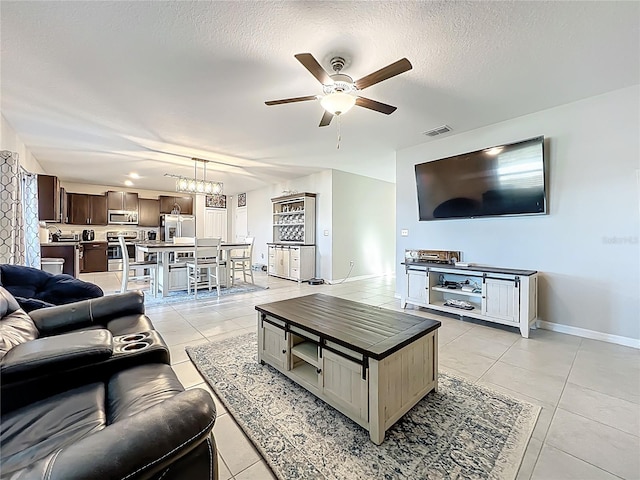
[337,115,342,150]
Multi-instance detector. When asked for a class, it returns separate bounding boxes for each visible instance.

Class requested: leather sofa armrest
[45,389,216,480]
[0,329,113,382]
[29,291,145,336]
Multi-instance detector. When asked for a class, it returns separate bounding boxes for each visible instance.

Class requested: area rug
[187,333,540,480]
[142,284,268,306]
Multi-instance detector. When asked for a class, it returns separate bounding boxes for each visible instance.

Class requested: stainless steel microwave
[108,210,138,225]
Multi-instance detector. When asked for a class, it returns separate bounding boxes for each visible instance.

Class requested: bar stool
[230,237,254,285]
[185,238,224,298]
[119,235,157,296]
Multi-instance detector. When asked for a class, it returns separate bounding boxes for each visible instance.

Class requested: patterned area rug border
[187,332,540,480]
[142,284,268,306]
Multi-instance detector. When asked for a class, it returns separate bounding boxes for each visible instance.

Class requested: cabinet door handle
[316,368,322,374]
[282,349,286,354]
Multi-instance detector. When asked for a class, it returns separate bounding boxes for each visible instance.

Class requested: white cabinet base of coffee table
[256,294,441,445]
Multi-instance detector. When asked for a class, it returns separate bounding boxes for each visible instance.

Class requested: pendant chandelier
[165,158,223,195]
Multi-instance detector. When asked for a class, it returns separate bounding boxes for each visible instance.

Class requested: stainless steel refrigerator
[160,214,196,241]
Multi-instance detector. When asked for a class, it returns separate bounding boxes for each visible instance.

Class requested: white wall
[245,169,395,283]
[396,85,640,340]
[332,170,395,280]
[1,114,45,174]
[247,170,333,278]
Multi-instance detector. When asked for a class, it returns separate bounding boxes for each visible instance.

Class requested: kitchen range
[107,230,158,271]
[106,230,139,271]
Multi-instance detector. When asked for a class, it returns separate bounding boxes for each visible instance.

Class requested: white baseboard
[538,320,640,349]
[327,272,393,285]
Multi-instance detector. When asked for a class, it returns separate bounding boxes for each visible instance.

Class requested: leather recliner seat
[1,363,218,480]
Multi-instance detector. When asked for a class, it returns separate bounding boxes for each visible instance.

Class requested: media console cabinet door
[406,268,428,306]
[481,278,519,323]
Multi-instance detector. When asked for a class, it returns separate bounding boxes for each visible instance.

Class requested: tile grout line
[529,337,586,477]
[542,444,627,480]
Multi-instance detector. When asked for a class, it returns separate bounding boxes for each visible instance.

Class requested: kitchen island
[136,241,251,297]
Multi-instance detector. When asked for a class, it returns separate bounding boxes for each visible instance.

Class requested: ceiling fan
[265,53,412,127]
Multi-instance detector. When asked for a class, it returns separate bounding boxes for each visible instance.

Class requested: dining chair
[119,235,157,296]
[185,237,223,298]
[230,237,254,286]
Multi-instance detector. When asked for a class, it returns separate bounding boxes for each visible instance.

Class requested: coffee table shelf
[290,362,319,388]
[291,341,319,367]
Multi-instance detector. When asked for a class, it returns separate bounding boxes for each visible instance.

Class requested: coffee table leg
[368,359,385,445]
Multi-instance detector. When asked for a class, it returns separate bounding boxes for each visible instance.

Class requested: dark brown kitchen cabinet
[107,191,139,211]
[80,242,108,273]
[90,195,108,224]
[38,175,64,222]
[159,195,193,215]
[67,194,108,225]
[41,244,78,277]
[138,198,160,227]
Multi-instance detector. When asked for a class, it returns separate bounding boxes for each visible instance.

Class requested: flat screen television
[415,136,546,221]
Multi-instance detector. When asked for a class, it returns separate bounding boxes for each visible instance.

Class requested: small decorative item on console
[404,249,462,264]
[444,299,474,310]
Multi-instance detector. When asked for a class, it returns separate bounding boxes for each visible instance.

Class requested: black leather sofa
[0,288,169,408]
[0,287,219,479]
[0,264,103,312]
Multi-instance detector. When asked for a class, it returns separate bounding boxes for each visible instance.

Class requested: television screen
[415,136,546,221]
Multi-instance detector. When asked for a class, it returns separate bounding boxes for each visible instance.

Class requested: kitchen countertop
[267,242,315,246]
[42,241,79,246]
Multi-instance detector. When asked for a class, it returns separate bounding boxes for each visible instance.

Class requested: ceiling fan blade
[265,95,318,106]
[354,58,412,90]
[295,53,334,85]
[319,110,334,127]
[355,96,397,115]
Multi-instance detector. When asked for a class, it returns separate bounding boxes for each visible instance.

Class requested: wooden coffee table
[255,293,441,444]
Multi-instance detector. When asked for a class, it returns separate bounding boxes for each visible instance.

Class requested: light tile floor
[82,271,640,480]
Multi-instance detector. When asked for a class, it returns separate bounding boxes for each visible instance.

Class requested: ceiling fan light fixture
[320,92,356,116]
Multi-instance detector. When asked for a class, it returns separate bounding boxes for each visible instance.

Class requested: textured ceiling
[1,1,638,194]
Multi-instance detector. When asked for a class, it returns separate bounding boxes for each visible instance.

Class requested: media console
[401,261,538,338]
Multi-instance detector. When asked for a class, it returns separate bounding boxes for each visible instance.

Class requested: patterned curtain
[21,170,41,268]
[0,150,25,264]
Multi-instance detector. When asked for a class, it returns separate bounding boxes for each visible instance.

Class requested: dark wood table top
[255,294,441,360]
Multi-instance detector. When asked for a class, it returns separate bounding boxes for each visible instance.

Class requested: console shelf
[402,263,538,338]
[431,286,482,297]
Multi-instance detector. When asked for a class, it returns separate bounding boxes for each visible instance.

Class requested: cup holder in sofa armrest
[113,331,167,356]
[121,341,151,352]
[117,332,151,343]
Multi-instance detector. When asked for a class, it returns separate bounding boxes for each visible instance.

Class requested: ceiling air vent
[423,125,452,137]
